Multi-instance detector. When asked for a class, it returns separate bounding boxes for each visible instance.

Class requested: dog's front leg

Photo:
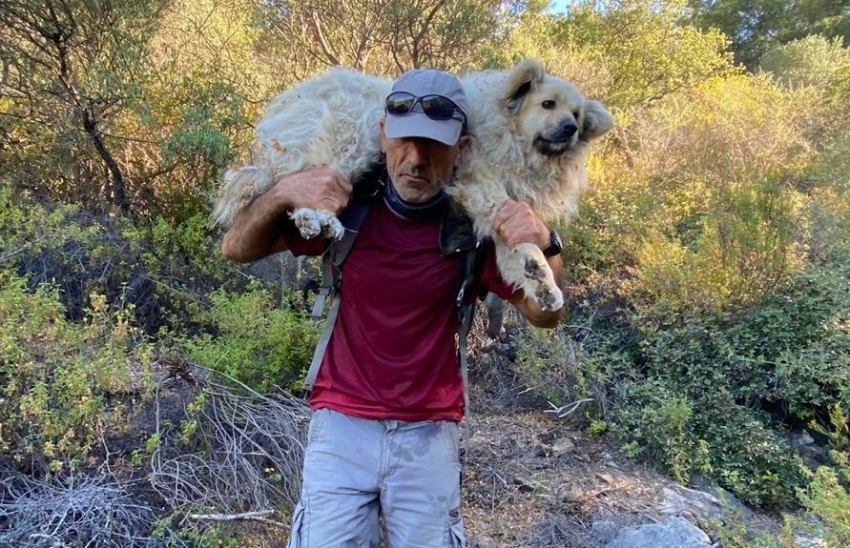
[495,240,564,312]
[453,182,564,311]
[290,208,345,241]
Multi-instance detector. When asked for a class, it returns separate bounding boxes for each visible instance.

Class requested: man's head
[380,68,470,203]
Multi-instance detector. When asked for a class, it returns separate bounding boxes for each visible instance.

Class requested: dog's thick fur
[214,60,614,310]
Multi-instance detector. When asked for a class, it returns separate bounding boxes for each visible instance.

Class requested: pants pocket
[286,502,306,548]
[449,518,466,548]
[306,408,330,445]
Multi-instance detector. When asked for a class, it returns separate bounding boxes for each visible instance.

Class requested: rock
[794,534,827,548]
[792,430,815,447]
[658,486,722,521]
[551,436,576,456]
[590,519,621,545]
[679,476,755,521]
[605,516,712,548]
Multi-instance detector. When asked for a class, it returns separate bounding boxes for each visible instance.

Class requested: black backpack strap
[456,242,487,412]
[441,205,485,412]
[305,168,383,390]
[309,201,375,318]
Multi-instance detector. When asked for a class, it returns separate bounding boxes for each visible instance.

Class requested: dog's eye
[541,100,556,110]
[573,110,580,119]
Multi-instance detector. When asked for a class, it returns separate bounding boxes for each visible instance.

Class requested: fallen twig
[544,398,594,419]
[187,509,289,529]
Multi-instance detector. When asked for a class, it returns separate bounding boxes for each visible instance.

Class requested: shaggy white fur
[213,60,614,311]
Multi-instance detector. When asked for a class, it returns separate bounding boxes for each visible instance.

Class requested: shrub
[759,35,850,92]
[0,269,155,472]
[180,284,320,393]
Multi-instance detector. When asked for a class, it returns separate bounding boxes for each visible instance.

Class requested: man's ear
[379,117,387,153]
[454,134,471,168]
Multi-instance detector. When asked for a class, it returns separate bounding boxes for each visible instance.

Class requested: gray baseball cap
[384,69,469,146]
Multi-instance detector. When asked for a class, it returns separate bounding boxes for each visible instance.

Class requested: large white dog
[214,60,614,311]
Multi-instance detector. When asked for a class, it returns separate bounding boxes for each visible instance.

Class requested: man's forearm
[221,186,291,263]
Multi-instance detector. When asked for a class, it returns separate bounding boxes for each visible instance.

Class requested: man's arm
[492,200,566,328]
[221,168,353,263]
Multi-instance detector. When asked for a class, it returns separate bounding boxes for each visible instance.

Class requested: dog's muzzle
[534,119,579,156]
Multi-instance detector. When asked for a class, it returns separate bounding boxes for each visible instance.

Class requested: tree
[260,0,509,76]
[0,0,166,214]
[688,0,850,69]
[760,34,850,91]
[554,0,735,111]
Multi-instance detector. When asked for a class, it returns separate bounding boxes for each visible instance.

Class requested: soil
[458,341,675,548]
[456,325,786,548]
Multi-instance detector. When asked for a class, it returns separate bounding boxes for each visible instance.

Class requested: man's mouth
[402,173,430,183]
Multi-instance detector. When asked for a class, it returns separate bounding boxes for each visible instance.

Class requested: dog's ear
[503,59,546,114]
[581,100,615,141]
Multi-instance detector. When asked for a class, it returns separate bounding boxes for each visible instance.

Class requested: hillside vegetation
[2,0,850,546]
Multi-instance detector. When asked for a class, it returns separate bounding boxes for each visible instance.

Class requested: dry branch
[187,509,289,529]
[149,366,310,517]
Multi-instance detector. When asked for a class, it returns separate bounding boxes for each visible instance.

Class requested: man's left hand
[492,199,550,251]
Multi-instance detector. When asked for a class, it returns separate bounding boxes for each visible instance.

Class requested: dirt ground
[456,328,786,548]
[459,408,687,547]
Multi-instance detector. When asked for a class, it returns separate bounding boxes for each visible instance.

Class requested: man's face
[380,118,469,203]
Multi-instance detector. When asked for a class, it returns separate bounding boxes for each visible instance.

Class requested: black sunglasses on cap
[385,92,467,126]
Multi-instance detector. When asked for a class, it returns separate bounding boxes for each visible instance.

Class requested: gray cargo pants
[286,408,466,548]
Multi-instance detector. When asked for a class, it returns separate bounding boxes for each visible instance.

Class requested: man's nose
[407,139,431,163]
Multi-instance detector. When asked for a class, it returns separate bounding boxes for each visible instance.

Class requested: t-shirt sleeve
[475,240,520,301]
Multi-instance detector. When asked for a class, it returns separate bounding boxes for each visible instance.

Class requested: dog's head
[502,60,614,157]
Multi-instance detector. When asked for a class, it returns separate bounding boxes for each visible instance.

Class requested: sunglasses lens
[420,95,457,120]
[386,92,416,115]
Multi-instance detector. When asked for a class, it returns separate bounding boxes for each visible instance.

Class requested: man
[221,68,564,547]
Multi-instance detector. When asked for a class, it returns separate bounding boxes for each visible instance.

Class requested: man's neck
[383,178,449,221]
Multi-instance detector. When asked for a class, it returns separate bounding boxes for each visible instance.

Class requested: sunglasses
[385,92,467,126]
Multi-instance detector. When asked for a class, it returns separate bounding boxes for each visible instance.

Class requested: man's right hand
[271,168,353,215]
[221,168,353,262]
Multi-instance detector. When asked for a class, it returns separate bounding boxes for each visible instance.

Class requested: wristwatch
[542,229,563,258]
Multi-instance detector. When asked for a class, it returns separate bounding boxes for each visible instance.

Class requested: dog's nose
[557,121,578,141]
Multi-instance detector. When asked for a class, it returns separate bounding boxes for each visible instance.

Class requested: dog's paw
[535,281,564,312]
[290,208,323,239]
[524,255,547,282]
[316,209,345,241]
[514,243,564,311]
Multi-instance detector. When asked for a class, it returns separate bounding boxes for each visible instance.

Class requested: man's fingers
[493,199,550,249]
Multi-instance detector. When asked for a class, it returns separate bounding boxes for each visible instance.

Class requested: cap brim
[384,112,462,146]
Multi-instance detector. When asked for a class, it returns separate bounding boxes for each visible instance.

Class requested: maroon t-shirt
[289,199,517,421]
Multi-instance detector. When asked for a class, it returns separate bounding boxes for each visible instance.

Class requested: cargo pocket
[448,519,466,548]
[446,507,466,548]
[286,502,306,548]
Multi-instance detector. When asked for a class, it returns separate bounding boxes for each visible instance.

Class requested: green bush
[797,405,850,548]
[1,180,251,337]
[0,270,155,472]
[180,284,320,393]
[760,35,850,92]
